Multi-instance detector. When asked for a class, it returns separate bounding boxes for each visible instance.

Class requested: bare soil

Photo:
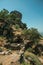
[0,51,20,65]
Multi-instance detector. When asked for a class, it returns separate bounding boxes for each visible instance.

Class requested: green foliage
[27,48,33,52]
[0,9,41,45]
[0,48,3,52]
[15,24,20,29]
[0,63,2,65]
[33,44,43,56]
[10,10,22,20]
[28,28,41,45]
[23,28,41,45]
[0,9,9,20]
[24,51,42,65]
[0,9,27,29]
[0,9,28,42]
[0,9,42,65]
[20,23,27,29]
[23,29,29,35]
[21,61,30,65]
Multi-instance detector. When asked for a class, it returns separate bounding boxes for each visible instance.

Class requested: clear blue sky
[0,0,43,32]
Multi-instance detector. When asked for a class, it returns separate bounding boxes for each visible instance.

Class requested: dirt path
[0,52,20,65]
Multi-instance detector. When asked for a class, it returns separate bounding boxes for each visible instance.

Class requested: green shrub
[27,48,33,52]
[24,51,42,65]
[21,61,30,65]
[15,24,20,29]
[0,63,2,65]
[0,48,3,52]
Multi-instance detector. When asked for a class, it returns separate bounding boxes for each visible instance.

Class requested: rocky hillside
[0,9,43,65]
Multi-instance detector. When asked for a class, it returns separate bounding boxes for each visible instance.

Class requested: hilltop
[0,9,43,65]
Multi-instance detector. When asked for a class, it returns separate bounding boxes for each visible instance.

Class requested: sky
[0,0,43,32]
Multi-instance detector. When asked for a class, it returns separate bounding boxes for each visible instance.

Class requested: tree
[0,9,9,20]
[10,10,22,20]
[23,28,41,45]
[28,28,41,45]
[10,10,27,29]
